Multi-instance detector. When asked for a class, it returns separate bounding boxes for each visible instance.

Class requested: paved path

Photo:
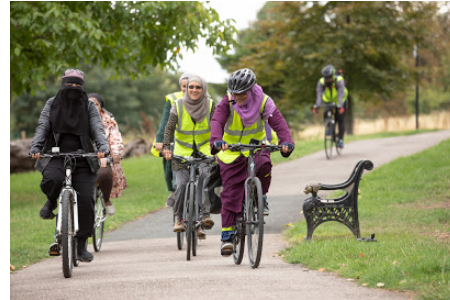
[10,130,449,300]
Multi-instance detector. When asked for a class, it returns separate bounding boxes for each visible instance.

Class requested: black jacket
[30,97,110,173]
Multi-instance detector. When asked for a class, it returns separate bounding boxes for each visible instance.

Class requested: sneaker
[165,192,175,207]
[104,201,115,216]
[40,200,57,220]
[221,241,233,257]
[198,228,206,240]
[48,242,60,256]
[202,215,214,230]
[263,195,270,216]
[173,220,185,232]
[338,139,344,148]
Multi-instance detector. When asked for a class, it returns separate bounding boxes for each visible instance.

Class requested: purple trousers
[219,151,272,228]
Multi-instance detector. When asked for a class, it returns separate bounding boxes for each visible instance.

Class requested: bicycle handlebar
[171,153,216,164]
[29,152,100,158]
[228,143,282,153]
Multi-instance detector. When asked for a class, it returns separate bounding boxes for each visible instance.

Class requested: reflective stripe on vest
[319,76,348,104]
[217,93,268,164]
[174,99,213,157]
[165,91,184,105]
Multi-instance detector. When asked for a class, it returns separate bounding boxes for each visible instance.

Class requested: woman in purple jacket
[210,68,294,256]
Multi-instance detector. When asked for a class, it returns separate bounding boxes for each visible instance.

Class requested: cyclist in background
[162,75,216,239]
[313,65,348,148]
[152,73,192,207]
[88,93,128,216]
[210,68,294,256]
[30,69,109,262]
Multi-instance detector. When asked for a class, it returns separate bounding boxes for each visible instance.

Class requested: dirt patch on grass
[419,230,450,244]
[398,199,450,210]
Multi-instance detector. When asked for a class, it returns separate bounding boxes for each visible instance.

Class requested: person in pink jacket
[89,93,128,215]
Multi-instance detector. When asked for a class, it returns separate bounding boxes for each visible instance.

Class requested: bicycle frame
[55,166,79,237]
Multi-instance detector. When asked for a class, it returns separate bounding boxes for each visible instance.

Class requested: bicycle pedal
[48,243,60,256]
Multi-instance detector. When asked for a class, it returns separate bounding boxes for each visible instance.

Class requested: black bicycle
[172,153,216,261]
[319,103,342,159]
[227,142,282,268]
[30,150,99,278]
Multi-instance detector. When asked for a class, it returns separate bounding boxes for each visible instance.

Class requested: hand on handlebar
[313,106,319,114]
[281,142,294,154]
[163,149,172,160]
[214,140,228,151]
[97,152,106,159]
[31,152,41,160]
[155,143,163,151]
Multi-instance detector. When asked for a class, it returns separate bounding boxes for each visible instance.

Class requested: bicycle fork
[55,188,79,238]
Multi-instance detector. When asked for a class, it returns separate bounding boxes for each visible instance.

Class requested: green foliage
[10,1,237,97]
[218,2,448,122]
[283,138,450,300]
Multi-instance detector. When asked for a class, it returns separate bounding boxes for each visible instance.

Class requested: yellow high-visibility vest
[174,98,213,157]
[319,76,348,104]
[217,92,268,164]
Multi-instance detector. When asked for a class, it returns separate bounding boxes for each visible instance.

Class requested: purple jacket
[210,95,294,155]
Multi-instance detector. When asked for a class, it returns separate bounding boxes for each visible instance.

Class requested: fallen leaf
[377,282,385,288]
[359,252,364,258]
[10,265,15,271]
[362,283,369,287]
[318,268,325,272]
[400,279,407,284]
[393,260,398,265]
[346,278,355,281]
[22,265,28,268]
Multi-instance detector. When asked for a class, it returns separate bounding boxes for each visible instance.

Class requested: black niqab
[50,86,90,136]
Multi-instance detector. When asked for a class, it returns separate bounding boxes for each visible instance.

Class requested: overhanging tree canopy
[10,1,237,98]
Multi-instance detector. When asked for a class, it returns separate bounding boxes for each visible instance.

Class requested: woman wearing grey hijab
[153,72,193,207]
[163,75,216,239]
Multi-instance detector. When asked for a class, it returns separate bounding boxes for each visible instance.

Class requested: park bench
[302,159,374,241]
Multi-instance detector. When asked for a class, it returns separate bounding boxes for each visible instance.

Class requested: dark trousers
[163,158,175,192]
[40,158,97,238]
[323,101,347,140]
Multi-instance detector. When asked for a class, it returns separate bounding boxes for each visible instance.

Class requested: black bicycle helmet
[227,68,257,94]
[321,65,335,79]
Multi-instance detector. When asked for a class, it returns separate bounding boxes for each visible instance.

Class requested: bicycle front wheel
[177,232,185,250]
[61,190,74,278]
[246,178,264,268]
[324,122,333,159]
[186,182,195,261]
[93,189,105,252]
[334,130,342,156]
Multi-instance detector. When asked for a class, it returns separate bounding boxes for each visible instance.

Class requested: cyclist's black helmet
[227,68,257,94]
[321,65,335,79]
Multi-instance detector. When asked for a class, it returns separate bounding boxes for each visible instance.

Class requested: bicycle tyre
[186,182,195,261]
[177,232,184,250]
[324,121,333,159]
[233,215,246,265]
[246,178,264,268]
[192,184,199,257]
[61,190,74,278]
[73,237,79,267]
[93,189,105,252]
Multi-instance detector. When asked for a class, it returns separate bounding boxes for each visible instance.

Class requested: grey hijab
[179,72,193,88]
[171,75,210,123]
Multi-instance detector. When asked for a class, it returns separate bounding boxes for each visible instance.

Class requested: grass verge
[281,138,450,300]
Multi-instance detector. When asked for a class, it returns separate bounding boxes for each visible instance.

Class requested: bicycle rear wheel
[246,178,264,268]
[186,182,195,261]
[93,189,105,252]
[324,122,333,159]
[233,215,246,265]
[61,190,74,278]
